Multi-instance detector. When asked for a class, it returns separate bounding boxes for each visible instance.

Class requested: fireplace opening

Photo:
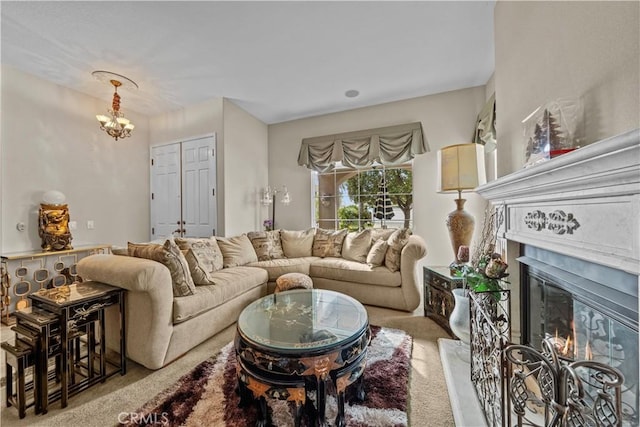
[519,245,638,426]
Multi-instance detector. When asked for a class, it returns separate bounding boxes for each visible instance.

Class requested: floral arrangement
[263,219,273,231]
[452,205,509,293]
[454,253,509,293]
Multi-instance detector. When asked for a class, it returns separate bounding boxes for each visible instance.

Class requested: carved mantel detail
[475,129,639,276]
[524,209,580,235]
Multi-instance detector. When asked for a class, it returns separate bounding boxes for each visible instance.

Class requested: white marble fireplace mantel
[476,128,640,276]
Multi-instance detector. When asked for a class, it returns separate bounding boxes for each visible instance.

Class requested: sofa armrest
[399,235,428,311]
[77,254,172,295]
[77,254,174,369]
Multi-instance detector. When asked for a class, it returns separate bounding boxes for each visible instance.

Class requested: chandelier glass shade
[93,71,138,141]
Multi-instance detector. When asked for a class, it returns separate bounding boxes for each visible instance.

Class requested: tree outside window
[313,164,413,230]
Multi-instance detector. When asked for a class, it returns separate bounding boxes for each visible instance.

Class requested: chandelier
[92,71,138,141]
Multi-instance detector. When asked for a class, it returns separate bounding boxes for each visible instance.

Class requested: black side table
[29,281,126,410]
[423,266,465,337]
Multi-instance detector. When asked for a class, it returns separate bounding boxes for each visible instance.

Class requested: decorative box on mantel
[476,128,640,276]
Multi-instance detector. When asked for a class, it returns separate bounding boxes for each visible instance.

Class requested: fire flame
[551,325,593,361]
[572,321,578,359]
[585,341,593,361]
[563,335,572,355]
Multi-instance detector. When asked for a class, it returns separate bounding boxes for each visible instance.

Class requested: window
[312,163,413,231]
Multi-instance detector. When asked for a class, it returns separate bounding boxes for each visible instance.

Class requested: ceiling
[1,1,495,124]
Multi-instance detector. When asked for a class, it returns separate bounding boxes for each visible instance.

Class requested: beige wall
[495,1,639,176]
[222,99,269,236]
[149,98,223,144]
[268,86,488,267]
[494,1,639,342]
[149,98,226,235]
[148,98,268,237]
[0,66,150,252]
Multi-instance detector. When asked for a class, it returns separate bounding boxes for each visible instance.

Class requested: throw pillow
[371,228,396,242]
[280,229,315,258]
[175,237,223,285]
[312,228,349,258]
[128,237,196,297]
[216,234,258,267]
[341,229,372,263]
[247,230,285,261]
[384,228,413,272]
[366,239,389,267]
[111,247,129,256]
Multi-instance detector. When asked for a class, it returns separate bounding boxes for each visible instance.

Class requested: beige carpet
[0,306,454,427]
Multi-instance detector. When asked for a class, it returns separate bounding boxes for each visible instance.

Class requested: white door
[151,135,217,240]
[181,136,217,237]
[150,143,182,239]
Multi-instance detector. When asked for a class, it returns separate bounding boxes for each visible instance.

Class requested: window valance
[298,122,428,172]
[473,93,496,151]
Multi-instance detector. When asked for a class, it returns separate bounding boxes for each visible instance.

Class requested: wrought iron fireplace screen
[517,246,638,426]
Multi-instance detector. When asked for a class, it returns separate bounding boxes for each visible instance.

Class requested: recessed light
[345,89,360,98]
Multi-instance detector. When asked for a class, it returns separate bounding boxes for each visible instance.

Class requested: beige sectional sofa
[77,228,427,370]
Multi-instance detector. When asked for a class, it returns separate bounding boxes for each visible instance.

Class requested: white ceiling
[1,1,495,124]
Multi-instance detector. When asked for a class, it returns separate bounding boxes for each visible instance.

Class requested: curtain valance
[473,93,496,151]
[298,122,428,172]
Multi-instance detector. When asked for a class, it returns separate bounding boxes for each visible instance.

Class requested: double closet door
[150,135,217,240]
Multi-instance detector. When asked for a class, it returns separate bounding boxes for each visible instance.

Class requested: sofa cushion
[216,234,258,267]
[281,229,315,258]
[173,266,268,324]
[366,239,389,267]
[312,228,348,257]
[247,256,320,281]
[175,237,224,285]
[385,228,412,272]
[128,238,196,297]
[247,230,285,261]
[310,258,401,287]
[371,228,396,242]
[341,229,372,263]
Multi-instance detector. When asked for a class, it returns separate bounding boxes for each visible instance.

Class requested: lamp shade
[437,143,487,193]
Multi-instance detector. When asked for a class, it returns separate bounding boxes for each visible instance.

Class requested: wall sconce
[320,193,332,207]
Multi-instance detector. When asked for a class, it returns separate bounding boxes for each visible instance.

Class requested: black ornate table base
[235,327,370,427]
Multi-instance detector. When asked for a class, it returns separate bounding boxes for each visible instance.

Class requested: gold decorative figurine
[38,190,73,251]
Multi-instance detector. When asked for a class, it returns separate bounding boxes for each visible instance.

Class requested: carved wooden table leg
[315,377,328,427]
[352,374,366,403]
[333,358,367,427]
[255,396,269,427]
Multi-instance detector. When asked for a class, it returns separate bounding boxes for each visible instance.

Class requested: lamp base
[446,198,475,264]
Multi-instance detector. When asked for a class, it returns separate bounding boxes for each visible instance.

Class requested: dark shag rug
[121,326,412,427]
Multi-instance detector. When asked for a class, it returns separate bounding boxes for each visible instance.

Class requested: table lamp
[437,143,486,265]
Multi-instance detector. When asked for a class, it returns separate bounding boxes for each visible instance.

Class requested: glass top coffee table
[235,289,370,427]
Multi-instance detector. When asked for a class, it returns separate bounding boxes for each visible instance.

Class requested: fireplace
[519,245,638,425]
[475,128,640,427]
